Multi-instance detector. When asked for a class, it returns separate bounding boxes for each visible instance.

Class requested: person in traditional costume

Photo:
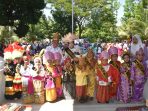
[13,64,22,99]
[64,33,81,55]
[86,48,96,101]
[3,45,15,100]
[117,51,132,103]
[131,48,148,102]
[32,56,46,104]
[108,46,121,99]
[45,32,63,58]
[11,43,24,99]
[141,76,148,111]
[63,57,76,99]
[53,52,63,99]
[44,51,57,102]
[130,34,144,61]
[96,51,112,103]
[144,40,148,62]
[75,56,89,103]
[20,55,34,103]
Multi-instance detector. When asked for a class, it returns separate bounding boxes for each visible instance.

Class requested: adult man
[45,32,62,56]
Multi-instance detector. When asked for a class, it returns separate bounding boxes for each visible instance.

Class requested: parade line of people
[2,32,148,106]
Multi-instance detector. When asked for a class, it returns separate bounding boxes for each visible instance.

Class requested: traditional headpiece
[4,45,13,60]
[12,42,24,59]
[62,33,77,43]
[53,32,60,41]
[34,56,42,64]
[108,46,118,56]
[44,51,55,61]
[136,47,144,55]
[100,51,109,60]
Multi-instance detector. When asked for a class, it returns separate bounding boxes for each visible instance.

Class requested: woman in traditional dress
[131,48,148,102]
[86,48,96,101]
[108,46,121,99]
[96,51,113,103]
[117,52,132,103]
[130,34,144,61]
[63,57,76,99]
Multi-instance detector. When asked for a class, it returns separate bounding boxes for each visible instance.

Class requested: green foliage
[120,0,148,40]
[51,9,77,36]
[0,0,45,37]
[26,15,53,41]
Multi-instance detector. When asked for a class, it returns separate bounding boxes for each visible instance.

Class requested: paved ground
[2,99,145,111]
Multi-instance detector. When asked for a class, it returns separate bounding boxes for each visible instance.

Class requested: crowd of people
[2,32,148,107]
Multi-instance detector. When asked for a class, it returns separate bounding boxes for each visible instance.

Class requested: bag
[22,92,34,104]
[34,91,45,104]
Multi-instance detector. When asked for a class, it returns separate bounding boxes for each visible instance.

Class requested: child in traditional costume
[3,45,15,100]
[75,56,89,103]
[86,48,96,101]
[53,52,63,99]
[32,56,46,104]
[20,55,34,103]
[44,51,57,102]
[108,46,121,99]
[63,57,76,99]
[117,52,132,103]
[131,48,148,102]
[96,51,112,103]
[13,64,22,99]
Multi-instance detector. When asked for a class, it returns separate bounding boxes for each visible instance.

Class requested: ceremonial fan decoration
[11,42,24,59]
[4,45,13,60]
[62,33,77,43]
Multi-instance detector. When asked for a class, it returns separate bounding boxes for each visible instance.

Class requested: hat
[44,51,55,61]
[53,32,59,41]
[100,51,109,60]
[4,45,13,60]
[108,46,118,56]
[34,56,42,64]
[62,33,77,43]
[54,52,62,60]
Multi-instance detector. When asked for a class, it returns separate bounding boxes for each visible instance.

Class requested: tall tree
[122,0,135,22]
[48,0,104,38]
[0,0,45,37]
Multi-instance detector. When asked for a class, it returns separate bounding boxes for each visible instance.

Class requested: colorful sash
[134,60,145,75]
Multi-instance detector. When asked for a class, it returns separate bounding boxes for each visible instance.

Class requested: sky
[43,0,125,26]
[117,0,125,26]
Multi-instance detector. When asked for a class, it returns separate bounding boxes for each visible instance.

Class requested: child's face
[101,59,108,65]
[111,54,118,62]
[136,53,144,62]
[123,55,130,63]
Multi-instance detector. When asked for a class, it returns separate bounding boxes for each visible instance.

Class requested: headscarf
[131,34,144,56]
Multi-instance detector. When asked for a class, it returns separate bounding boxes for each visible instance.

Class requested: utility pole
[72,0,74,34]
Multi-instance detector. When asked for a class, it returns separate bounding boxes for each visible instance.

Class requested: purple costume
[117,62,131,103]
[130,60,148,102]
